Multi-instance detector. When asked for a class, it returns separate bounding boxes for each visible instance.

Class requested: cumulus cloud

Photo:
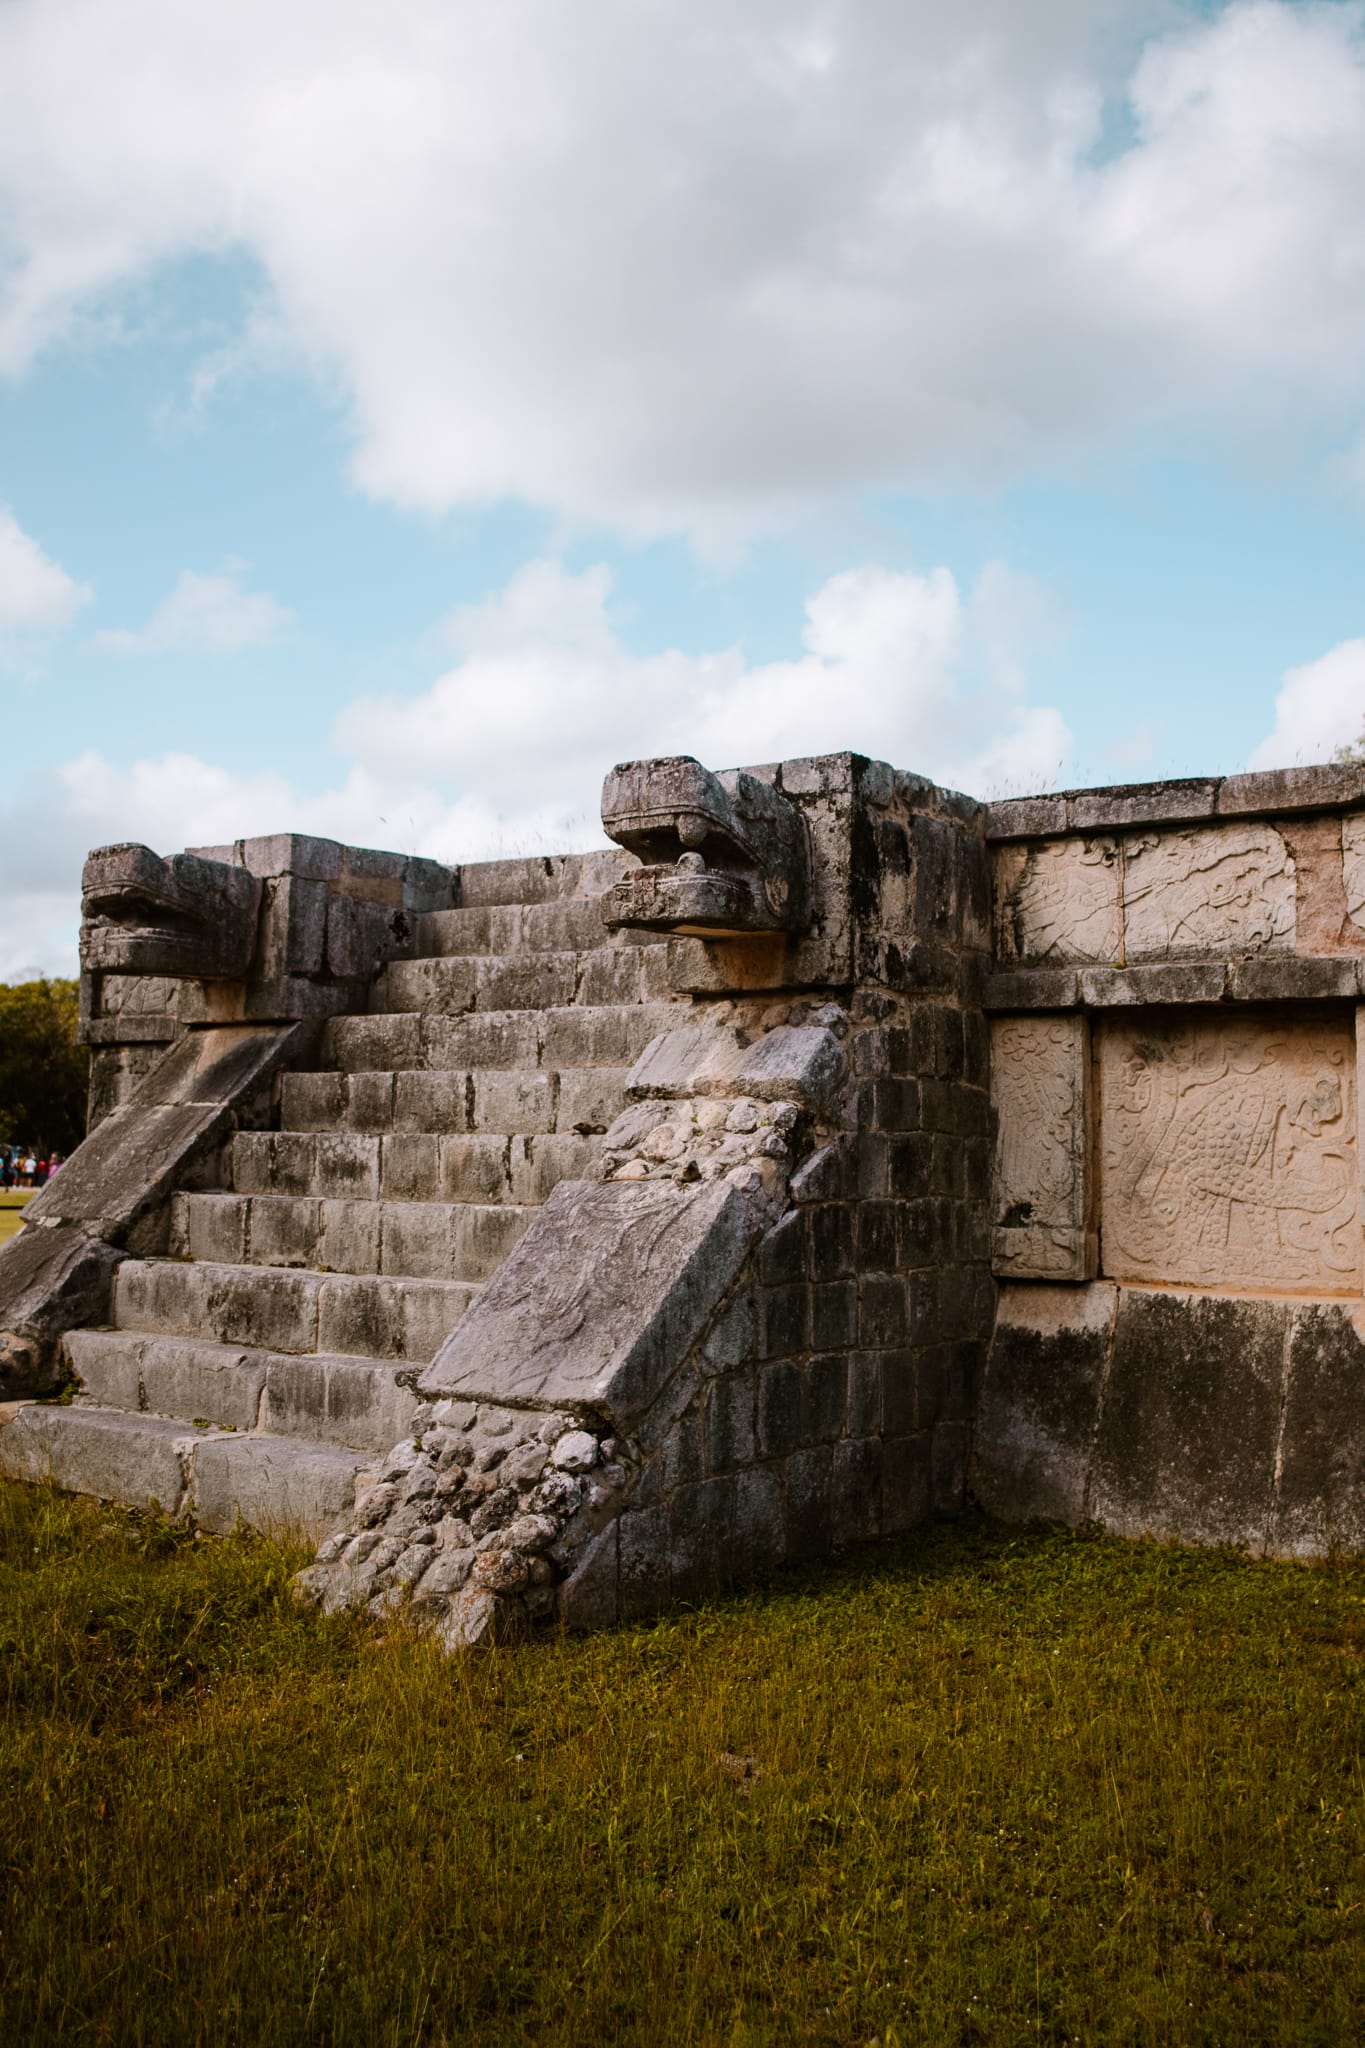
[2,552,1070,974]
[0,505,90,635]
[338,556,1070,810]
[91,562,290,654]
[1247,639,1365,769]
[1,3,1364,543]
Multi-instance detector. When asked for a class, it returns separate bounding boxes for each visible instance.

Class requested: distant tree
[0,979,89,1154]
[1334,728,1365,764]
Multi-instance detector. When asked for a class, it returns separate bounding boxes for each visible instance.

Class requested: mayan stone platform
[6,751,1365,1646]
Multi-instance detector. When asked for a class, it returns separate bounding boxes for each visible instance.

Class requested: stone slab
[0,1403,194,1513]
[29,1024,300,1235]
[993,839,1121,966]
[189,1433,365,1537]
[1274,1302,1365,1557]
[0,1223,125,1394]
[1098,1011,1360,1294]
[1121,824,1295,960]
[971,1283,1116,1524]
[1087,1288,1287,1550]
[626,1023,843,1106]
[420,1177,764,1426]
[990,1014,1092,1280]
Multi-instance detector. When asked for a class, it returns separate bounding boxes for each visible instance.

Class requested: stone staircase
[0,851,686,1535]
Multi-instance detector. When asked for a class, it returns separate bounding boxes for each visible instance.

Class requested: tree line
[0,979,89,1156]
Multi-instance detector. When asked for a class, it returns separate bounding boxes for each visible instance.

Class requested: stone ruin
[4,749,1365,1644]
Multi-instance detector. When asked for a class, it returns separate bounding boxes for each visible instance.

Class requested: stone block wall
[81,833,453,1132]
[976,761,1365,1555]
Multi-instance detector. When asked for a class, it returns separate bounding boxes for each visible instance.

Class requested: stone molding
[986,761,1365,842]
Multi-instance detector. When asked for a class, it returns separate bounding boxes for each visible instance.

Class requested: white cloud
[1,3,1365,544]
[338,556,1070,812]
[0,505,90,634]
[2,551,1070,974]
[1247,638,1365,769]
[91,562,290,654]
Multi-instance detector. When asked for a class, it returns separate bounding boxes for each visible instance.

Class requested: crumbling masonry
[4,752,1365,1643]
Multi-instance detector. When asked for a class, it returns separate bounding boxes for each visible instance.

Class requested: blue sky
[2,0,1365,976]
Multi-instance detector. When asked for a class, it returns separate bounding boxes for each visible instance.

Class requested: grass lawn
[1,1483,1362,2045]
[0,1188,33,1244]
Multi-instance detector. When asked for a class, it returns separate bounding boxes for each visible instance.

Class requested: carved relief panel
[1341,815,1365,934]
[1099,1011,1360,1295]
[994,839,1120,965]
[991,1014,1095,1280]
[1121,825,1295,960]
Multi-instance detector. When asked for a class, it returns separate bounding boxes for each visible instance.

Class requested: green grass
[2,1483,1363,2046]
[0,1188,33,1244]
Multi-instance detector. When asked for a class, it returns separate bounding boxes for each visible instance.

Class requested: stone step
[321,1001,684,1075]
[454,849,633,908]
[280,1066,627,1137]
[0,1400,365,1536]
[369,945,671,1018]
[112,1258,473,1364]
[232,1127,599,1206]
[171,1192,532,1282]
[416,898,648,957]
[64,1328,420,1454]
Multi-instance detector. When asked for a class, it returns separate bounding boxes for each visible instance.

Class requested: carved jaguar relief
[1099,1012,1360,1293]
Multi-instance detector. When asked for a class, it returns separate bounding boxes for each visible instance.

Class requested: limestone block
[626,1023,844,1107]
[190,1434,364,1538]
[419,1177,764,1426]
[1099,1012,1360,1293]
[0,1404,193,1512]
[971,1283,1117,1525]
[29,1025,300,1238]
[1087,1289,1287,1550]
[0,1224,125,1395]
[993,838,1121,965]
[1121,824,1294,960]
[990,1014,1094,1280]
[1273,1301,1365,1556]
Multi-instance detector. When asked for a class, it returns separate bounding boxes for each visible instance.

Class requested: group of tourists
[1,1146,61,1189]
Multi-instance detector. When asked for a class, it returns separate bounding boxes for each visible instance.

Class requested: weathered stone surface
[0,1224,125,1394]
[985,765,1365,840]
[983,795,1068,841]
[80,843,261,978]
[420,1178,764,1425]
[981,968,1080,1011]
[0,1403,192,1512]
[1077,963,1227,1007]
[601,755,810,936]
[1099,1012,1360,1293]
[1226,957,1360,1003]
[191,1434,364,1537]
[29,1025,300,1237]
[994,839,1120,966]
[1088,1289,1287,1550]
[625,1022,844,1108]
[990,1014,1092,1280]
[1072,778,1220,832]
[1342,814,1365,934]
[1274,1303,1365,1557]
[972,1283,1116,1524]
[1122,824,1295,960]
